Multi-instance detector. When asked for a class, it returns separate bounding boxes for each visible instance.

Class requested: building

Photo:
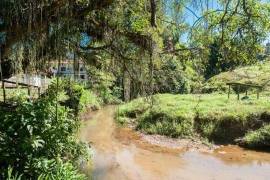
[49,59,88,81]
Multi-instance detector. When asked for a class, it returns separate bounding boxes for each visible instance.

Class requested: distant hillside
[202,62,270,93]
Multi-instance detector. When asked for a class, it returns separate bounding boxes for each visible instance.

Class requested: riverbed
[79,106,270,180]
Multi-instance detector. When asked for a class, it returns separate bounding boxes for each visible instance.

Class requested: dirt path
[79,106,270,180]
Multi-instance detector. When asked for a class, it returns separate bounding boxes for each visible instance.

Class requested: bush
[3,167,23,180]
[89,69,121,104]
[34,158,86,180]
[153,57,203,94]
[0,83,89,179]
[241,124,270,147]
[3,159,86,180]
[66,81,100,115]
[137,109,193,138]
[49,79,101,115]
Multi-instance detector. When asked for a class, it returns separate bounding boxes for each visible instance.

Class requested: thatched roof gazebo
[226,82,263,100]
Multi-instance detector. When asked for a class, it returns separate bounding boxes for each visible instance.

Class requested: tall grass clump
[241,124,270,148]
[117,94,270,147]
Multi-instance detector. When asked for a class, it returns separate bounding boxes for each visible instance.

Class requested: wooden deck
[1,74,51,103]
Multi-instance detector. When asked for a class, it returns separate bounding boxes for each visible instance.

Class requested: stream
[79,106,270,180]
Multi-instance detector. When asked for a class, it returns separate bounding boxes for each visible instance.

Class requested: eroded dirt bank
[79,106,270,180]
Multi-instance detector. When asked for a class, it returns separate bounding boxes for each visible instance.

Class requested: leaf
[31,137,45,150]
[27,125,33,136]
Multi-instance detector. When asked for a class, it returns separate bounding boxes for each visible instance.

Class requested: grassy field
[117,93,270,147]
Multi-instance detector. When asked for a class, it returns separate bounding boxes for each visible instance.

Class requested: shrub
[137,110,193,138]
[50,79,101,115]
[2,159,86,180]
[34,158,86,180]
[0,83,89,179]
[3,167,23,180]
[241,124,270,148]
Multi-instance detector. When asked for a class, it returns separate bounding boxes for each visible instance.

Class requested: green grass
[241,124,270,148]
[0,88,30,103]
[0,83,101,113]
[117,93,270,146]
[202,62,270,93]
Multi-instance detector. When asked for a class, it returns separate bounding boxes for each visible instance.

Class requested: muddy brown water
[79,106,270,180]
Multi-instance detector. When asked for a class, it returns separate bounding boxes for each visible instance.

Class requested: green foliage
[65,80,101,115]
[118,94,270,146]
[0,88,29,104]
[4,167,23,180]
[47,79,100,115]
[204,40,224,79]
[89,67,122,104]
[80,88,101,111]
[242,124,270,147]
[34,158,86,180]
[192,0,270,75]
[3,159,86,180]
[154,56,199,94]
[66,83,84,114]
[137,109,194,138]
[0,84,89,179]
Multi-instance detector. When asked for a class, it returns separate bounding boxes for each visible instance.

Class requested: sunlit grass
[117,93,270,146]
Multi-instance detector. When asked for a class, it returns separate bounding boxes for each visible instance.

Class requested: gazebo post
[237,85,240,100]
[38,87,41,97]
[228,84,231,99]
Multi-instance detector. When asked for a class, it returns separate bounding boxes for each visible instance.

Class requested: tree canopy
[0,0,270,98]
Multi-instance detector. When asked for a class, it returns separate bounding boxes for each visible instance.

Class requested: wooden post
[228,85,231,99]
[245,90,248,96]
[237,85,240,100]
[2,81,6,103]
[28,86,31,98]
[257,89,259,99]
[0,45,4,103]
[38,87,41,97]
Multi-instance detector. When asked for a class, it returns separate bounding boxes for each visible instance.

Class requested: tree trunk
[150,0,157,27]
[123,69,131,102]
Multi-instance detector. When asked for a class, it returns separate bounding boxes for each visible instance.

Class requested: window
[80,75,85,79]
[60,67,66,72]
[80,67,84,71]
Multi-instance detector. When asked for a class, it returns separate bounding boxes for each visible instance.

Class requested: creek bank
[117,94,270,150]
[139,132,217,152]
